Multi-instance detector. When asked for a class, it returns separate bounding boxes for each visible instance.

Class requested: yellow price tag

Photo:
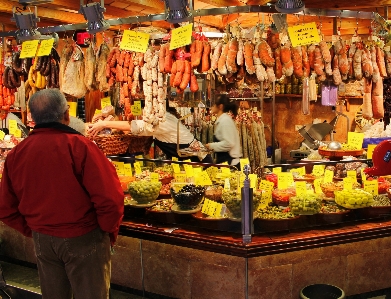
[221,166,231,175]
[347,132,364,150]
[213,202,223,218]
[8,120,17,135]
[134,162,142,175]
[273,167,282,174]
[343,177,353,190]
[347,170,357,182]
[312,165,325,176]
[67,102,77,117]
[364,180,378,195]
[361,169,366,182]
[101,97,111,109]
[287,22,321,47]
[20,40,39,58]
[36,39,54,57]
[135,155,143,166]
[172,157,178,161]
[175,173,187,182]
[184,162,194,178]
[172,164,181,174]
[367,144,377,159]
[201,198,210,215]
[150,172,159,182]
[0,130,5,140]
[314,178,322,194]
[240,158,250,172]
[193,167,202,176]
[249,174,258,189]
[295,181,307,196]
[94,109,101,115]
[119,30,150,53]
[133,101,142,116]
[277,172,293,190]
[169,23,193,50]
[258,190,272,209]
[124,164,132,176]
[324,169,334,183]
[195,171,212,186]
[112,161,125,176]
[14,129,21,138]
[224,178,230,192]
[290,167,306,176]
[259,180,274,191]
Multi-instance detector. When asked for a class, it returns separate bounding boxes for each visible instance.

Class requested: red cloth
[0,123,124,243]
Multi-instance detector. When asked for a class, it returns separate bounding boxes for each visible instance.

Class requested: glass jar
[298,84,303,95]
[275,83,281,94]
[292,76,299,85]
[292,84,299,94]
[286,83,292,94]
[280,83,285,94]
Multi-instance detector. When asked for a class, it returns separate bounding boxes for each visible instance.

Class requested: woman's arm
[87,120,131,137]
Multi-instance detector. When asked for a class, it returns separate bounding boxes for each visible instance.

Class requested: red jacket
[0,122,124,242]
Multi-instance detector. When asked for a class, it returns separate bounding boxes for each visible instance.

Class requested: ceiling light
[11,6,42,42]
[18,0,53,5]
[275,0,305,14]
[164,0,192,24]
[79,1,110,34]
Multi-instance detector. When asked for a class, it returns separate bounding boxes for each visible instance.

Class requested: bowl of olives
[128,180,162,204]
[170,185,206,210]
[222,190,262,219]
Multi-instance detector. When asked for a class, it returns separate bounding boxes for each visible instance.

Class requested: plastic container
[300,284,345,299]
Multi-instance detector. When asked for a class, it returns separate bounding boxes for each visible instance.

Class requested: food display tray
[318,148,364,158]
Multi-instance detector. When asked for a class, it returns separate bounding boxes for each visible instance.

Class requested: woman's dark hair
[166,100,182,119]
[215,94,238,117]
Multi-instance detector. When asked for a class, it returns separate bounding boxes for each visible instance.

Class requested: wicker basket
[93,133,133,156]
[128,135,153,155]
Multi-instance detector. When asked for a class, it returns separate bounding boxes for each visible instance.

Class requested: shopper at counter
[205,94,241,167]
[0,89,124,299]
[87,105,214,163]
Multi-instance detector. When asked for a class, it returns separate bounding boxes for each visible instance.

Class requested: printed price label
[0,130,5,140]
[277,172,293,190]
[347,132,364,150]
[172,157,178,161]
[37,38,54,57]
[67,102,77,117]
[150,172,159,182]
[20,40,39,58]
[175,173,187,182]
[364,180,378,195]
[240,158,250,172]
[324,169,334,183]
[112,161,125,176]
[135,155,144,166]
[184,161,194,177]
[132,101,142,116]
[290,167,306,176]
[8,120,17,135]
[343,177,353,190]
[101,97,111,109]
[288,22,321,47]
[120,30,150,53]
[124,164,132,176]
[314,178,322,194]
[249,174,258,189]
[193,167,202,176]
[94,109,101,115]
[273,167,282,174]
[347,170,357,182]
[195,171,212,186]
[367,144,377,159]
[312,165,325,176]
[169,23,193,50]
[134,162,142,175]
[172,164,181,174]
[295,181,307,196]
[14,129,21,138]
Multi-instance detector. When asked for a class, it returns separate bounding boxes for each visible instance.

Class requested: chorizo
[226,39,238,73]
[274,47,283,80]
[190,73,199,92]
[362,78,373,120]
[218,43,229,75]
[201,41,211,73]
[258,41,275,67]
[292,46,303,79]
[372,77,384,119]
[243,41,255,75]
[159,44,167,73]
[179,60,191,90]
[211,42,223,70]
[376,46,387,77]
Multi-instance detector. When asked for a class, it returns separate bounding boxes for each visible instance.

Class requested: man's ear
[63,109,70,125]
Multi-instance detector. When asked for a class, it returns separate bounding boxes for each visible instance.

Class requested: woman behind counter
[205,94,241,167]
[87,105,213,163]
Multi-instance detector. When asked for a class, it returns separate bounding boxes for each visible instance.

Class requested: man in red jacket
[0,89,124,299]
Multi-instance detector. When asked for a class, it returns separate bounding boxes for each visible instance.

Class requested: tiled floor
[0,261,144,299]
[1,260,391,299]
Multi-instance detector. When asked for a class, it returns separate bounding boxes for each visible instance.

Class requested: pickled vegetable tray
[318,148,363,158]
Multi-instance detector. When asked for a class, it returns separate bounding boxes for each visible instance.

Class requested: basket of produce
[334,189,374,209]
[356,195,391,219]
[255,206,301,232]
[222,190,262,220]
[316,202,351,224]
[92,132,133,156]
[289,193,322,215]
[272,188,296,207]
[128,180,162,206]
[365,177,391,194]
[146,199,192,224]
[170,184,206,211]
[320,182,344,198]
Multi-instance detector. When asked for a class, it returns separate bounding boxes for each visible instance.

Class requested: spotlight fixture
[164,0,192,24]
[79,0,110,34]
[275,0,305,14]
[11,6,42,42]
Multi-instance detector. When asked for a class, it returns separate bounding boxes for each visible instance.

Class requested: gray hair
[28,89,68,124]
[69,116,86,135]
